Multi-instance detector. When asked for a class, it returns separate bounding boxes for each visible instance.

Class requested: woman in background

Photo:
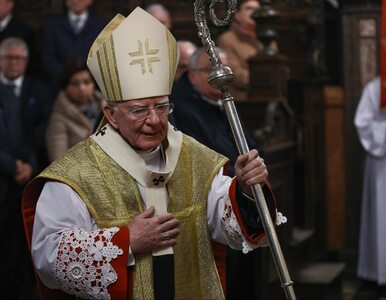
[46,59,104,161]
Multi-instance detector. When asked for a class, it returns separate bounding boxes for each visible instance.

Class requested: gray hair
[188,47,225,71]
[145,3,170,17]
[177,40,197,52]
[0,37,29,58]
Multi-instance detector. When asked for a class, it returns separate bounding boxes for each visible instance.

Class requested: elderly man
[171,47,257,177]
[170,47,272,299]
[23,8,278,300]
[0,37,52,165]
[0,37,51,299]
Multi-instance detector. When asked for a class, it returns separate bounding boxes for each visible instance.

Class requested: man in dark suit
[170,47,259,300]
[0,85,38,299]
[0,37,52,168]
[0,36,48,300]
[0,38,48,299]
[0,0,36,74]
[42,0,106,86]
[170,47,256,176]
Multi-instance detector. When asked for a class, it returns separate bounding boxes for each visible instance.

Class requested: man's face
[104,96,170,151]
[188,52,228,101]
[66,0,93,15]
[64,70,95,105]
[0,45,28,80]
[0,0,13,21]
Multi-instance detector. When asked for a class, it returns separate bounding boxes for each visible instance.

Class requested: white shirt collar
[0,14,12,31]
[201,94,223,107]
[0,73,24,97]
[193,87,223,107]
[68,10,88,28]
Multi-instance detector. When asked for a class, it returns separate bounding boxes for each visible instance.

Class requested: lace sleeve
[56,227,123,299]
[221,199,287,254]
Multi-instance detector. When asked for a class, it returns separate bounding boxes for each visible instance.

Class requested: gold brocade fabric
[35,135,228,300]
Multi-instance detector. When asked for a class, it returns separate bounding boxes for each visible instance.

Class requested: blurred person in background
[355,77,386,297]
[170,47,257,176]
[46,59,104,162]
[0,37,52,167]
[170,47,284,300]
[145,3,172,30]
[42,0,105,87]
[0,37,46,299]
[217,0,270,101]
[175,40,197,81]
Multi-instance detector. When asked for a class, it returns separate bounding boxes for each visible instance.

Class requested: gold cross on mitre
[129,39,161,74]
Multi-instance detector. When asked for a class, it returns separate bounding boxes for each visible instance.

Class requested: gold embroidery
[129,39,160,74]
[166,29,178,90]
[33,135,228,300]
[96,36,123,101]
[110,36,123,100]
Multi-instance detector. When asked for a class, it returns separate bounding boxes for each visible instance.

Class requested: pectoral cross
[152,175,165,186]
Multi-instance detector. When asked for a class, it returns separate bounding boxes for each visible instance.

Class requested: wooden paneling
[288,78,327,254]
[342,4,381,265]
[324,86,346,251]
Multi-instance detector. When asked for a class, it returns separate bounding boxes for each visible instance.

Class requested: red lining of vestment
[228,179,277,244]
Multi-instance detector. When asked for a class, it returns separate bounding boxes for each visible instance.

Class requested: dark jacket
[20,76,54,167]
[169,74,256,177]
[42,12,106,83]
[0,78,50,202]
[0,79,45,296]
[0,15,35,53]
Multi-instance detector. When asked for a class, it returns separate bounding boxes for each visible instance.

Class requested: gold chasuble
[35,123,228,300]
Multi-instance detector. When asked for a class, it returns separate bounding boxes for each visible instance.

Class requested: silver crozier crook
[193,1,296,299]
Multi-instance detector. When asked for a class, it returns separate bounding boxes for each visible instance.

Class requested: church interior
[8,0,385,299]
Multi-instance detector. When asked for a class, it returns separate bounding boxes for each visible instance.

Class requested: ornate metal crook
[193,0,237,90]
[192,1,297,299]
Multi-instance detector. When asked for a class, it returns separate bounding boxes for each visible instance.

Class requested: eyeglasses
[0,55,28,62]
[126,102,174,120]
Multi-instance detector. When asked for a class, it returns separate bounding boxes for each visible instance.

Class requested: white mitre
[87,7,179,102]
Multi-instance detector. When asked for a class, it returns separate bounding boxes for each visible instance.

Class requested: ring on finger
[162,232,170,241]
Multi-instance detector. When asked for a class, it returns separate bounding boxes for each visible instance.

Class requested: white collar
[193,86,223,107]
[91,122,182,188]
[201,95,223,107]
[0,73,23,87]
[0,14,12,31]
[0,74,23,97]
[68,10,88,23]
